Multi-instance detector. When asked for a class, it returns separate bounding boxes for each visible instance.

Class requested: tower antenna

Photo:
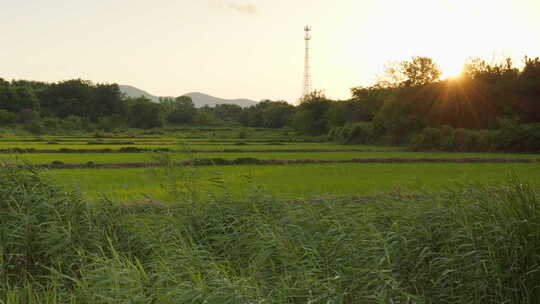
[302,25,312,100]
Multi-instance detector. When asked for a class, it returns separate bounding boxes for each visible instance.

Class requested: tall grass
[1,164,539,303]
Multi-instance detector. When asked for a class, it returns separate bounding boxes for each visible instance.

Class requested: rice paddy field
[2,131,540,302]
[48,163,540,202]
[1,133,539,201]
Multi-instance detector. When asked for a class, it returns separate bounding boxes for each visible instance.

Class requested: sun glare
[437,58,466,80]
[441,64,464,80]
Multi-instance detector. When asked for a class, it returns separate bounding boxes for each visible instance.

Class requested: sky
[1,0,539,103]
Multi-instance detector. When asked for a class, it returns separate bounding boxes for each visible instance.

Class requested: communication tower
[302,25,312,99]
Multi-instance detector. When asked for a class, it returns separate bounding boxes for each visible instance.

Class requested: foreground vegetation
[1,165,539,303]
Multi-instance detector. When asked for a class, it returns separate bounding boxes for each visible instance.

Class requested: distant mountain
[182,92,257,108]
[119,85,257,108]
[119,85,159,102]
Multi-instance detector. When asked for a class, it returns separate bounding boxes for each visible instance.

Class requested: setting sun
[339,0,539,93]
[439,61,465,79]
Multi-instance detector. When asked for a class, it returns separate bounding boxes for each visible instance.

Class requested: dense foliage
[328,56,540,151]
[1,165,540,303]
[1,55,538,151]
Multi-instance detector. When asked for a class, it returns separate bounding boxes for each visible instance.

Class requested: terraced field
[2,135,539,201]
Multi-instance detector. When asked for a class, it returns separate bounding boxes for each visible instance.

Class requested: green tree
[239,100,295,128]
[0,86,39,113]
[0,109,17,125]
[165,96,197,124]
[260,101,295,128]
[213,104,243,122]
[400,56,442,87]
[129,98,163,128]
[61,115,84,130]
[39,79,92,118]
[194,110,215,124]
[89,83,126,122]
[292,91,331,135]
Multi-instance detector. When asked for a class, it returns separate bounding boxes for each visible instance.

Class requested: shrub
[0,109,17,125]
[61,115,84,130]
[410,127,442,151]
[495,121,540,152]
[439,125,455,151]
[42,116,61,130]
[329,122,379,145]
[25,119,44,135]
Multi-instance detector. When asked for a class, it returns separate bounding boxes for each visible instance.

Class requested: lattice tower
[302,25,312,99]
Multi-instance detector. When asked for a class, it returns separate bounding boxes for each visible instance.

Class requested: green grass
[49,162,540,201]
[3,151,539,164]
[2,164,540,303]
[0,136,305,142]
[0,142,398,151]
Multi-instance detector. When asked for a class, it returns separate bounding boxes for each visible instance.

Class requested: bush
[61,115,84,130]
[329,122,379,145]
[439,125,455,150]
[25,120,44,135]
[97,116,115,132]
[194,111,215,125]
[0,109,17,125]
[411,126,498,152]
[495,120,540,152]
[42,116,61,130]
[410,127,442,151]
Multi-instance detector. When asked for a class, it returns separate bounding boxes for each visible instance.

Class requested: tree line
[1,55,539,151]
[0,78,299,133]
[324,56,540,152]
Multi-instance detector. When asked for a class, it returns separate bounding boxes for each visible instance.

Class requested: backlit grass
[2,164,540,303]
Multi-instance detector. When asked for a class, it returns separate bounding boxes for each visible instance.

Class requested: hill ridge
[119,85,257,108]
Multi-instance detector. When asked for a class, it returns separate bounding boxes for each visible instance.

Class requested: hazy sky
[1,0,539,102]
